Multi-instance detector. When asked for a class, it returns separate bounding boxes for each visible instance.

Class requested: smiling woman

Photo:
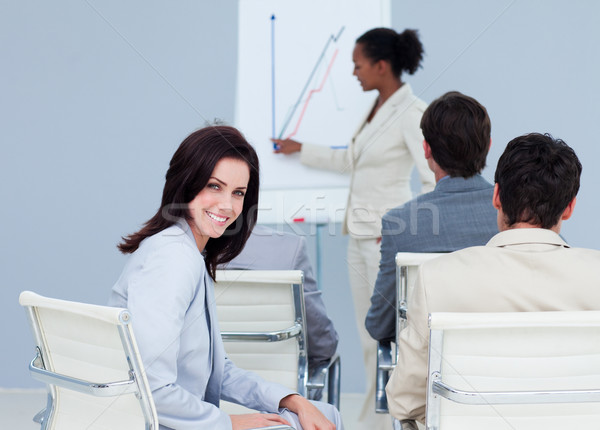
[109,125,343,430]
[115,126,260,280]
[187,158,250,251]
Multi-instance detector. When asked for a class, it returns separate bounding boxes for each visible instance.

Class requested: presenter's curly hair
[495,133,581,229]
[420,91,491,178]
[117,125,260,280]
[356,28,424,77]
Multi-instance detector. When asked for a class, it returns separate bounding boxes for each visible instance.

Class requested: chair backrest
[427,311,600,430]
[376,253,443,413]
[214,270,307,414]
[19,291,158,430]
[395,253,443,343]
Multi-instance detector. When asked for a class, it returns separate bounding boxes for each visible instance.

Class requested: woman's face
[352,43,379,92]
[187,157,250,251]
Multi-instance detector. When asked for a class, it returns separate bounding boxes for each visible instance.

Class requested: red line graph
[285,49,339,140]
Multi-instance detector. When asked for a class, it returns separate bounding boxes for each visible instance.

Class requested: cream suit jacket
[386,228,600,422]
[300,84,435,238]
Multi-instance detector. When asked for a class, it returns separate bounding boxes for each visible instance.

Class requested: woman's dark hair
[356,27,424,77]
[118,125,260,280]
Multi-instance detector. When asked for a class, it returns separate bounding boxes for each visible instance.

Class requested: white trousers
[347,237,390,429]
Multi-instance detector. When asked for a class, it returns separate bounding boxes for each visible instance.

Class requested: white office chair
[20,291,293,430]
[376,252,442,414]
[214,269,341,414]
[19,290,158,429]
[426,311,600,430]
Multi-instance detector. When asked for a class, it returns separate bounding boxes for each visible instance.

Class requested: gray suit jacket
[386,228,600,422]
[223,225,339,371]
[109,220,293,429]
[366,175,498,341]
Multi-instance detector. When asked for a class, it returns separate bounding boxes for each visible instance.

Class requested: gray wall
[3,1,600,394]
[394,1,600,246]
[1,0,242,389]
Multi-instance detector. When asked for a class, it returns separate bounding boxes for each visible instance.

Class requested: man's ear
[423,140,432,160]
[492,183,501,210]
[561,197,577,221]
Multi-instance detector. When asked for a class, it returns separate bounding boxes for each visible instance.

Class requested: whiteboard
[235,0,391,190]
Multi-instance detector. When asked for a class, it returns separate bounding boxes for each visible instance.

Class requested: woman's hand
[273,138,302,154]
[230,413,291,430]
[279,394,336,430]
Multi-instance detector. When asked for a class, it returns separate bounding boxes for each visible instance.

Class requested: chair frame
[426,311,600,430]
[307,353,341,409]
[20,291,158,430]
[376,252,442,414]
[21,291,295,430]
[216,269,341,410]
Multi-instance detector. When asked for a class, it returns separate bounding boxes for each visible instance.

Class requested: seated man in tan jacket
[386,132,600,424]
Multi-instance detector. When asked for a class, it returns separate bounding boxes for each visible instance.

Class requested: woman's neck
[377,79,403,106]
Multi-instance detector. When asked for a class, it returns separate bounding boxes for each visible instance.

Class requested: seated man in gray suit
[366,91,498,342]
[222,224,339,397]
[386,133,600,423]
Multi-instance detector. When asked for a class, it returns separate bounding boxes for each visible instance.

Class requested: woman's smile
[206,210,229,225]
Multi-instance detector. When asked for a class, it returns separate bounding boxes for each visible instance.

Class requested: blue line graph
[271,14,276,148]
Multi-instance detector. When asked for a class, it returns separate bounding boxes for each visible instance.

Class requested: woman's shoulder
[391,83,427,113]
[142,221,194,247]
[136,222,205,274]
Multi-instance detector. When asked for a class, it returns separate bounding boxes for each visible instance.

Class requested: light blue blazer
[109,220,293,430]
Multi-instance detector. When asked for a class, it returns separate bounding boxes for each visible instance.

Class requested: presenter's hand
[230,413,291,429]
[279,394,336,430]
[273,138,302,154]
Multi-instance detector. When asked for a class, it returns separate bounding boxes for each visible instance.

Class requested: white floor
[0,389,367,430]
[0,389,45,430]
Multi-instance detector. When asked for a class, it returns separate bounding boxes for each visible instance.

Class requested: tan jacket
[300,84,435,238]
[386,228,600,422]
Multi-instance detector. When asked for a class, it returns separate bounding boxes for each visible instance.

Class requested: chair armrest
[221,323,301,342]
[249,427,294,430]
[29,350,137,397]
[307,354,339,389]
[377,341,394,371]
[432,377,600,405]
[376,341,394,413]
[393,418,418,430]
[306,354,341,410]
[33,408,46,424]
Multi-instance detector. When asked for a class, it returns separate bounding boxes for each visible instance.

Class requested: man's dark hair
[495,133,582,229]
[420,91,491,178]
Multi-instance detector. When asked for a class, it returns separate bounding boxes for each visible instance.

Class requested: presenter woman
[110,126,342,430]
[273,28,434,427]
